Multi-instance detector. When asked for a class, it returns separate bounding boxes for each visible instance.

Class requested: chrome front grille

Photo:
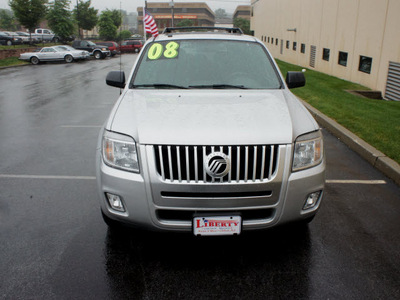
[154,145,279,183]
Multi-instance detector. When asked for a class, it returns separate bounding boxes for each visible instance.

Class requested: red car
[120,40,143,53]
[96,41,120,56]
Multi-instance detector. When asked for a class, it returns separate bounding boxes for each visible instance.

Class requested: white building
[251,0,400,101]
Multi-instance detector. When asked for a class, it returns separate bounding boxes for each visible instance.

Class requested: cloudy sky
[0,0,250,14]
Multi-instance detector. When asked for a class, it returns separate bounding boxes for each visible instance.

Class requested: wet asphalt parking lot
[0,54,399,299]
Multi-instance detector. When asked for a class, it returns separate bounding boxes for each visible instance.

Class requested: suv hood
[109,90,317,145]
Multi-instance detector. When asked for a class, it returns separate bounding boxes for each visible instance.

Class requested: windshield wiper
[189,84,248,89]
[132,83,188,89]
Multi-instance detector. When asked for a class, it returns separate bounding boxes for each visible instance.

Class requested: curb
[301,100,400,186]
[0,63,28,70]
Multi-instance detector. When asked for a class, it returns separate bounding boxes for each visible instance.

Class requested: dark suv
[72,40,110,59]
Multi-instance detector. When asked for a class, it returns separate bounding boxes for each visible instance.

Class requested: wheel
[134,48,139,53]
[6,40,12,46]
[94,51,102,59]
[30,57,40,65]
[64,55,73,63]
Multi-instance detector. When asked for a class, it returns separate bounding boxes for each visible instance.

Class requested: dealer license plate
[193,216,242,236]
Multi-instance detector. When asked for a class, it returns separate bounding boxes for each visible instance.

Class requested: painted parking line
[61,125,102,128]
[326,179,386,184]
[0,174,96,180]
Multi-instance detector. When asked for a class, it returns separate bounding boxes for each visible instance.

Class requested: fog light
[106,193,125,212]
[303,191,322,210]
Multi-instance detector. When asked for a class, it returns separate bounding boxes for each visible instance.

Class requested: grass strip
[0,57,28,67]
[276,59,400,164]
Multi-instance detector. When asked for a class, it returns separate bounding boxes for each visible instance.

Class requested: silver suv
[96,27,325,236]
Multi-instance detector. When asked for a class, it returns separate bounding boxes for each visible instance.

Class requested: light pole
[170,0,174,27]
[76,0,80,39]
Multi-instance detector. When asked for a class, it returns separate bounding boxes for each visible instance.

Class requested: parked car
[97,27,325,235]
[120,39,143,53]
[0,31,22,45]
[19,45,89,64]
[72,40,110,59]
[4,31,27,44]
[96,41,120,56]
[0,32,14,46]
[16,31,40,43]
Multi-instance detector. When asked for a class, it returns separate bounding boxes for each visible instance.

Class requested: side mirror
[106,71,126,88]
[286,71,306,89]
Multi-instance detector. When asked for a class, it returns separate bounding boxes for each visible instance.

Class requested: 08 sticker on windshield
[147,42,180,60]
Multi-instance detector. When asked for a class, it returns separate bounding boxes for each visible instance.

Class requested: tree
[214,8,227,18]
[47,0,75,41]
[176,19,194,27]
[108,9,122,28]
[98,10,118,40]
[117,29,132,41]
[9,0,48,33]
[73,0,98,37]
[234,17,251,35]
[0,9,18,31]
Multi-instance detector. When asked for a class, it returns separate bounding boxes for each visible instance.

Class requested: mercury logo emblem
[205,152,230,178]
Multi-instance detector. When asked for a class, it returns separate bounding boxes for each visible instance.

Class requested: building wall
[251,0,400,98]
[233,5,251,20]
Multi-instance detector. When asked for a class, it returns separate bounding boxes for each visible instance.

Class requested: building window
[359,56,372,74]
[322,48,330,61]
[338,51,348,66]
[275,38,278,46]
[301,43,306,53]
[286,40,290,49]
[293,42,297,51]
[267,37,270,43]
[271,38,274,44]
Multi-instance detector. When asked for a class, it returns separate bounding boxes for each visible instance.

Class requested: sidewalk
[301,100,400,186]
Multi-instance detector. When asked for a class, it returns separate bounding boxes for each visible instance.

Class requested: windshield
[131,40,282,89]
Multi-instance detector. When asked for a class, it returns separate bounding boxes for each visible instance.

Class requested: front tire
[64,55,74,63]
[30,57,39,65]
[94,51,102,59]
[6,40,12,46]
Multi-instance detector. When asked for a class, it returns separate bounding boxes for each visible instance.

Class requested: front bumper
[96,141,325,232]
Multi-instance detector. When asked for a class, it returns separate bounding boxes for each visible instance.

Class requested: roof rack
[162,27,244,35]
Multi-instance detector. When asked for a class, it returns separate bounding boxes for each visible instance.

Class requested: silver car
[19,45,89,64]
[97,27,325,236]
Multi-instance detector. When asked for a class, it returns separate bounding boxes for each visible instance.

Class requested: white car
[19,45,90,64]
[97,27,326,235]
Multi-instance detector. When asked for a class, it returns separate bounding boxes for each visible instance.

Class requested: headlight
[102,47,107,51]
[292,130,323,171]
[102,131,139,173]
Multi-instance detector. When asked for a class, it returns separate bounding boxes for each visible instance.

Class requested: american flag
[144,9,159,37]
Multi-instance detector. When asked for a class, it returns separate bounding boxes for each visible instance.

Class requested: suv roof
[162,26,243,34]
[149,27,257,43]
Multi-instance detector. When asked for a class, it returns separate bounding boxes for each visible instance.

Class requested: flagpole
[143,1,147,41]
